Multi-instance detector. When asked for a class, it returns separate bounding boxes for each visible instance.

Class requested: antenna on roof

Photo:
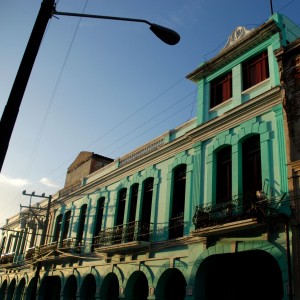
[269,0,274,15]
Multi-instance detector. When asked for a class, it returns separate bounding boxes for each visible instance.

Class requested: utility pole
[21,190,52,300]
[0,0,55,172]
[0,0,179,172]
[21,190,52,246]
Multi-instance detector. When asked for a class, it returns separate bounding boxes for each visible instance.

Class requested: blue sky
[0,0,299,225]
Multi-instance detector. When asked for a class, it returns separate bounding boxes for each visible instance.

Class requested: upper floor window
[29,227,36,248]
[216,146,232,204]
[62,211,71,241]
[242,50,269,90]
[0,236,6,255]
[140,178,154,242]
[242,135,262,203]
[141,178,154,224]
[116,189,127,226]
[94,197,105,235]
[169,165,187,239]
[92,197,105,252]
[6,235,12,253]
[172,165,186,217]
[53,214,63,242]
[129,184,139,223]
[210,72,232,109]
[77,204,87,245]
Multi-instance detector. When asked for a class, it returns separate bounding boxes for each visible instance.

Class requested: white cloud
[40,177,59,188]
[0,174,30,187]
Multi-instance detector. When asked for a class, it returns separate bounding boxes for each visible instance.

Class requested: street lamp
[0,0,180,172]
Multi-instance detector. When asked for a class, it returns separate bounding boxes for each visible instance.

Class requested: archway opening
[15,278,26,300]
[125,271,148,300]
[63,275,77,300]
[25,277,38,300]
[0,280,7,299]
[100,272,119,300]
[6,278,16,300]
[156,268,186,300]
[80,273,96,300]
[38,276,61,300]
[195,250,283,300]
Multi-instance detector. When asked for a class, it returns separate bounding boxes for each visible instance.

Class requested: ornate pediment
[222,26,254,50]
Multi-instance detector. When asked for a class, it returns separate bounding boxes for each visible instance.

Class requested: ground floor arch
[38,275,61,300]
[63,275,77,300]
[100,272,119,300]
[125,271,148,300]
[14,278,26,300]
[156,268,186,300]
[25,277,38,300]
[0,280,7,299]
[6,278,16,300]
[195,250,283,300]
[80,273,96,300]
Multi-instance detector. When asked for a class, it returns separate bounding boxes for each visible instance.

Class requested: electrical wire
[5,0,299,227]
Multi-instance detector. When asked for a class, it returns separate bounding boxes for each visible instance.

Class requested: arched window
[94,197,105,235]
[29,227,36,248]
[140,178,154,241]
[0,236,6,255]
[62,211,71,241]
[6,235,12,253]
[169,165,186,239]
[129,184,139,223]
[92,197,105,251]
[116,189,127,226]
[216,146,232,204]
[53,214,63,242]
[77,204,87,245]
[242,135,262,204]
[141,178,154,224]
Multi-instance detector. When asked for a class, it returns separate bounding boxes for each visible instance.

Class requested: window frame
[216,146,232,204]
[53,214,63,243]
[129,184,139,223]
[77,204,87,245]
[62,211,71,241]
[242,135,262,200]
[242,50,269,91]
[210,71,232,109]
[116,188,127,226]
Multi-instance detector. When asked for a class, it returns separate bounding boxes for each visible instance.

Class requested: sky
[0,0,299,226]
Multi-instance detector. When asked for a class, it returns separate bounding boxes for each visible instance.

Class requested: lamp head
[149,23,180,45]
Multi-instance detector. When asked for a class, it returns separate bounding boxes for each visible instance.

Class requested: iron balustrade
[192,194,285,230]
[0,252,15,265]
[169,215,184,239]
[34,242,58,259]
[93,221,152,248]
[25,247,35,260]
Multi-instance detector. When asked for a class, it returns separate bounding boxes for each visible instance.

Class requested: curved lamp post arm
[52,10,180,46]
[0,0,180,172]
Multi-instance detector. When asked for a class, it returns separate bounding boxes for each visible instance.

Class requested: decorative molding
[222,26,254,51]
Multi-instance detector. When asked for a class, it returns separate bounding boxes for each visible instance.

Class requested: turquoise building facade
[1,13,300,300]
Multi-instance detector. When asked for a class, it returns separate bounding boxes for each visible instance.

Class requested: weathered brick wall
[276,39,300,161]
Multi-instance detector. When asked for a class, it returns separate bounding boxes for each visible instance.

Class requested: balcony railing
[35,242,58,259]
[0,252,15,265]
[192,194,285,230]
[25,247,35,260]
[169,215,184,239]
[93,221,152,248]
[59,238,82,254]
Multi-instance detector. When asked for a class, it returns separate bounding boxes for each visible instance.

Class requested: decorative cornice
[186,20,280,82]
[55,87,282,204]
